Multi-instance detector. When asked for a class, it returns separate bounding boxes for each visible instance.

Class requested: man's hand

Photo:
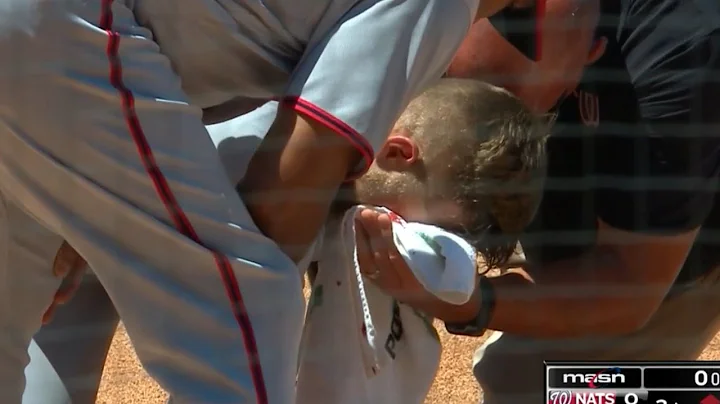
[354,208,482,323]
[43,241,88,324]
[355,209,420,299]
[239,104,362,263]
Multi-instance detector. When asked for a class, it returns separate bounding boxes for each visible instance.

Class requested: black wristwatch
[444,276,496,337]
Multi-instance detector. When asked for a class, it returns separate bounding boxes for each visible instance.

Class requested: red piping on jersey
[535,0,546,61]
[281,96,374,180]
[98,1,268,402]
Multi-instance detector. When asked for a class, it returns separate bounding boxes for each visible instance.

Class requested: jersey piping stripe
[98,2,268,402]
[282,96,374,180]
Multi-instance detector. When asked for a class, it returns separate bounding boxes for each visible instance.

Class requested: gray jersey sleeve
[282,0,479,178]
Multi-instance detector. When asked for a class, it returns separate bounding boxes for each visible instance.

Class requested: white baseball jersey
[297,206,477,404]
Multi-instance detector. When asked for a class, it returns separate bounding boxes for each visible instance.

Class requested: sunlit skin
[452,0,606,113]
[339,133,467,229]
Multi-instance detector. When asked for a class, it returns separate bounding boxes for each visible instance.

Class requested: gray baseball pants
[0,0,303,402]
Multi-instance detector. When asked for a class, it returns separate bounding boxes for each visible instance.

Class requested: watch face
[488,1,546,61]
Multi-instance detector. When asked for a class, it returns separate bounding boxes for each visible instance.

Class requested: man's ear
[375,129,419,172]
[586,36,607,66]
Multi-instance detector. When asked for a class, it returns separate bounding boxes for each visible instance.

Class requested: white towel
[296,206,477,404]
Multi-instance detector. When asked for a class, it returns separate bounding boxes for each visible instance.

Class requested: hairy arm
[423,221,698,337]
[486,222,698,336]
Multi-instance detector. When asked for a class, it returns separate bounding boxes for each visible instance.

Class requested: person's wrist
[443,275,495,336]
[452,279,483,323]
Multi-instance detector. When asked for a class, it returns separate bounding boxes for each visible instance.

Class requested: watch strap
[444,276,496,337]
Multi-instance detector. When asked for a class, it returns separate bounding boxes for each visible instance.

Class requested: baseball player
[0,2,530,401]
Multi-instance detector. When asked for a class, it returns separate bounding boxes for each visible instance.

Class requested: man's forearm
[408,281,483,324]
[432,247,666,338]
[488,247,668,338]
[239,106,360,262]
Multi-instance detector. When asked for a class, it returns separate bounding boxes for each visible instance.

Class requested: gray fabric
[279,0,475,158]
[0,194,64,402]
[21,102,280,404]
[136,0,477,149]
[472,270,720,404]
[0,181,115,404]
[0,2,303,402]
[132,0,477,162]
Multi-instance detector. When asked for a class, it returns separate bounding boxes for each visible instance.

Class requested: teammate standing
[353,0,720,403]
[0,0,528,402]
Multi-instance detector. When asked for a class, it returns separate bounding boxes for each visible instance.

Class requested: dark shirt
[522,0,720,286]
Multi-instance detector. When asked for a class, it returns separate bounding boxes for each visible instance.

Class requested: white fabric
[296,206,477,404]
[387,212,477,305]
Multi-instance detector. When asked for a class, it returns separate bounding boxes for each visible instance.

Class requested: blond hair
[398,79,551,268]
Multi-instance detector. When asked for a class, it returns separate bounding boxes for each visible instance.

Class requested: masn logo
[562,368,625,388]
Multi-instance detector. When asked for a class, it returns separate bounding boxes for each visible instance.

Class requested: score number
[694,369,720,387]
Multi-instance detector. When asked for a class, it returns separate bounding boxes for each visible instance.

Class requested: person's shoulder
[594,0,720,116]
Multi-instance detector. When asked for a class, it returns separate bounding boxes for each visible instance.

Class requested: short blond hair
[397,79,551,268]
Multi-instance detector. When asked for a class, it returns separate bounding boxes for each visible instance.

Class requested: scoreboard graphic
[546,362,720,404]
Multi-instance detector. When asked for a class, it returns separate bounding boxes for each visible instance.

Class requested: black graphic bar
[644,367,720,389]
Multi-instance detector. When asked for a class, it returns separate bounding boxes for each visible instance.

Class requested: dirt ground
[96,321,485,404]
[95,286,720,404]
